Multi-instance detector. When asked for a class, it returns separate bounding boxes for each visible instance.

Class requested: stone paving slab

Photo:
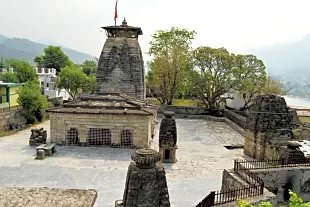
[0,118,244,207]
[0,187,97,207]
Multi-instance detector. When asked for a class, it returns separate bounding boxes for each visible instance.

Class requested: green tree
[57,66,93,99]
[191,47,267,109]
[34,56,44,67]
[17,80,48,124]
[4,58,23,68]
[34,46,73,72]
[0,72,19,83]
[147,27,196,105]
[0,58,4,68]
[236,54,267,110]
[81,60,97,75]
[13,60,37,83]
[263,76,288,95]
[84,74,96,94]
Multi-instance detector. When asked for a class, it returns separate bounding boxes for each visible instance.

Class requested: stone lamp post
[115,148,170,207]
[159,111,178,163]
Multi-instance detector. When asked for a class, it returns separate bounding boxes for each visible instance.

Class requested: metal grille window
[66,128,79,146]
[87,128,111,146]
[120,129,133,148]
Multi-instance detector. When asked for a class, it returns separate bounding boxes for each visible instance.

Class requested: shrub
[238,191,310,207]
[17,80,48,124]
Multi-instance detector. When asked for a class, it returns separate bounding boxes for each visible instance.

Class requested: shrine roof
[46,93,159,116]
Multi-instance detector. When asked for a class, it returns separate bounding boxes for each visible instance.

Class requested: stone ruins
[116,148,170,207]
[244,94,293,160]
[278,141,306,164]
[29,128,47,146]
[159,111,177,163]
[95,18,145,100]
[46,19,159,148]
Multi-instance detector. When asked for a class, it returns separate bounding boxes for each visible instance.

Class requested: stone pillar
[115,148,170,207]
[244,94,293,160]
[159,111,177,163]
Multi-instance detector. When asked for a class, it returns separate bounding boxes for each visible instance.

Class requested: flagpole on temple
[114,0,118,26]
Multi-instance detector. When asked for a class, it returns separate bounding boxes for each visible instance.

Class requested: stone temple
[46,19,158,148]
[95,18,145,100]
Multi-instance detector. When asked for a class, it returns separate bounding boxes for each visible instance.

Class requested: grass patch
[147,98,200,107]
[298,116,310,123]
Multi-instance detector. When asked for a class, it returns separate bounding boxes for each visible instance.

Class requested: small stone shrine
[159,111,177,163]
[46,19,159,148]
[29,128,47,146]
[278,141,306,164]
[115,148,170,207]
[244,94,293,160]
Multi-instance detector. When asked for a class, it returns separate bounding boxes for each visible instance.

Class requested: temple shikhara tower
[46,19,158,148]
[95,18,145,100]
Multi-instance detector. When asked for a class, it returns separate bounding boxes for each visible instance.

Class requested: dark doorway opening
[164,149,170,160]
[66,128,79,146]
[283,182,292,201]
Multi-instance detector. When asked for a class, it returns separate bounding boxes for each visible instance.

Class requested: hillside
[249,34,310,75]
[0,35,94,64]
[248,34,310,98]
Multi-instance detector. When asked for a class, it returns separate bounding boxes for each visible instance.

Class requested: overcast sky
[1,0,310,60]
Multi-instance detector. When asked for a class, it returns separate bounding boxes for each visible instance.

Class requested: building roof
[0,83,24,87]
[46,93,159,116]
[102,19,143,35]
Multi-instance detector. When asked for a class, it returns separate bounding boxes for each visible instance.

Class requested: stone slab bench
[43,143,56,156]
[36,143,57,159]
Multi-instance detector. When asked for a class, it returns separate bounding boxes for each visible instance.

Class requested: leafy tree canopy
[263,76,288,95]
[81,60,97,76]
[34,46,73,72]
[17,80,48,124]
[190,47,267,109]
[0,72,19,83]
[13,60,38,83]
[57,66,95,99]
[147,27,196,105]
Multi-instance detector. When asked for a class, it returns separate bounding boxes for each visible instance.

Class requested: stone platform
[0,118,244,207]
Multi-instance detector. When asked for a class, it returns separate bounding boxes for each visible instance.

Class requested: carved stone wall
[244,94,293,160]
[49,113,153,148]
[95,36,145,100]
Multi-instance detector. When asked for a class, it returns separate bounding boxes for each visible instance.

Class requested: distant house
[0,82,24,111]
[0,67,71,101]
[36,67,70,100]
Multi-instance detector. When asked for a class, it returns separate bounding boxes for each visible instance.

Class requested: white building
[36,67,71,100]
[223,89,245,110]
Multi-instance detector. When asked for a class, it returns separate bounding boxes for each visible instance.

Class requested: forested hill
[0,35,94,64]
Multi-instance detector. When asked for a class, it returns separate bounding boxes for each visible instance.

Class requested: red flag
[114,0,118,20]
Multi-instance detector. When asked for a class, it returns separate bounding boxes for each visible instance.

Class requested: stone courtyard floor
[0,118,244,207]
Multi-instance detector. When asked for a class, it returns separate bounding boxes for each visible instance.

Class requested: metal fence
[234,156,310,170]
[196,184,264,207]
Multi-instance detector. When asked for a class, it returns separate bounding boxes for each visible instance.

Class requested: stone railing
[224,109,247,129]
